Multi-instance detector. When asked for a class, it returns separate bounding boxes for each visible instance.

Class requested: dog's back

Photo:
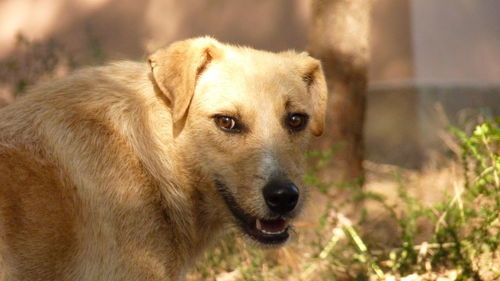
[0,62,177,280]
[0,67,93,280]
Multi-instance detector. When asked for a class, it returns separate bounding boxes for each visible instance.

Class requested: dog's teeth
[256,219,262,231]
[262,228,286,235]
[255,219,288,235]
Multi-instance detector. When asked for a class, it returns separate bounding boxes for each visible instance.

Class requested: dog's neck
[136,89,226,272]
[172,148,227,250]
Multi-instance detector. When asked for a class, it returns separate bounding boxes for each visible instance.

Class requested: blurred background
[0,1,499,279]
[1,0,498,173]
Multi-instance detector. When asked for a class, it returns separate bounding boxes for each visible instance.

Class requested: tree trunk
[308,0,371,185]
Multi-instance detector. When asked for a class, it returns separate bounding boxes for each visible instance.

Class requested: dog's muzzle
[214,178,299,245]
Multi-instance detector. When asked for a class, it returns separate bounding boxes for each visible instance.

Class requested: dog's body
[0,37,326,280]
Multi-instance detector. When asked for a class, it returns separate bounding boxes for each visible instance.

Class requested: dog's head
[149,37,327,246]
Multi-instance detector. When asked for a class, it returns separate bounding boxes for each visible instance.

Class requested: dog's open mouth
[215,179,291,245]
[250,217,290,243]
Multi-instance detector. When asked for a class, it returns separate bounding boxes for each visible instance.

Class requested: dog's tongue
[256,218,287,233]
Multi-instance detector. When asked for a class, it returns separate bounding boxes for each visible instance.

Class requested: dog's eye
[214,116,240,132]
[286,113,308,131]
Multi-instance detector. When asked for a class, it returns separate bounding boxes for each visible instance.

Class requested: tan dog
[0,37,327,280]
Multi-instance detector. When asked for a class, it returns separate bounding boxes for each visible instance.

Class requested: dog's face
[149,37,327,246]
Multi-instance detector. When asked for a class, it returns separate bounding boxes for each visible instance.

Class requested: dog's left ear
[299,54,328,136]
[148,37,221,127]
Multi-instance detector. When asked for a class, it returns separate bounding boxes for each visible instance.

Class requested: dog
[0,37,327,280]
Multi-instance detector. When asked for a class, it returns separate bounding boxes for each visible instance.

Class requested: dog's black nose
[262,178,299,214]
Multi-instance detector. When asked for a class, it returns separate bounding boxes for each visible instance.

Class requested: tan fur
[0,37,327,281]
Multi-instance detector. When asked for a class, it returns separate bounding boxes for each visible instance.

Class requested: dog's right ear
[148,37,221,127]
